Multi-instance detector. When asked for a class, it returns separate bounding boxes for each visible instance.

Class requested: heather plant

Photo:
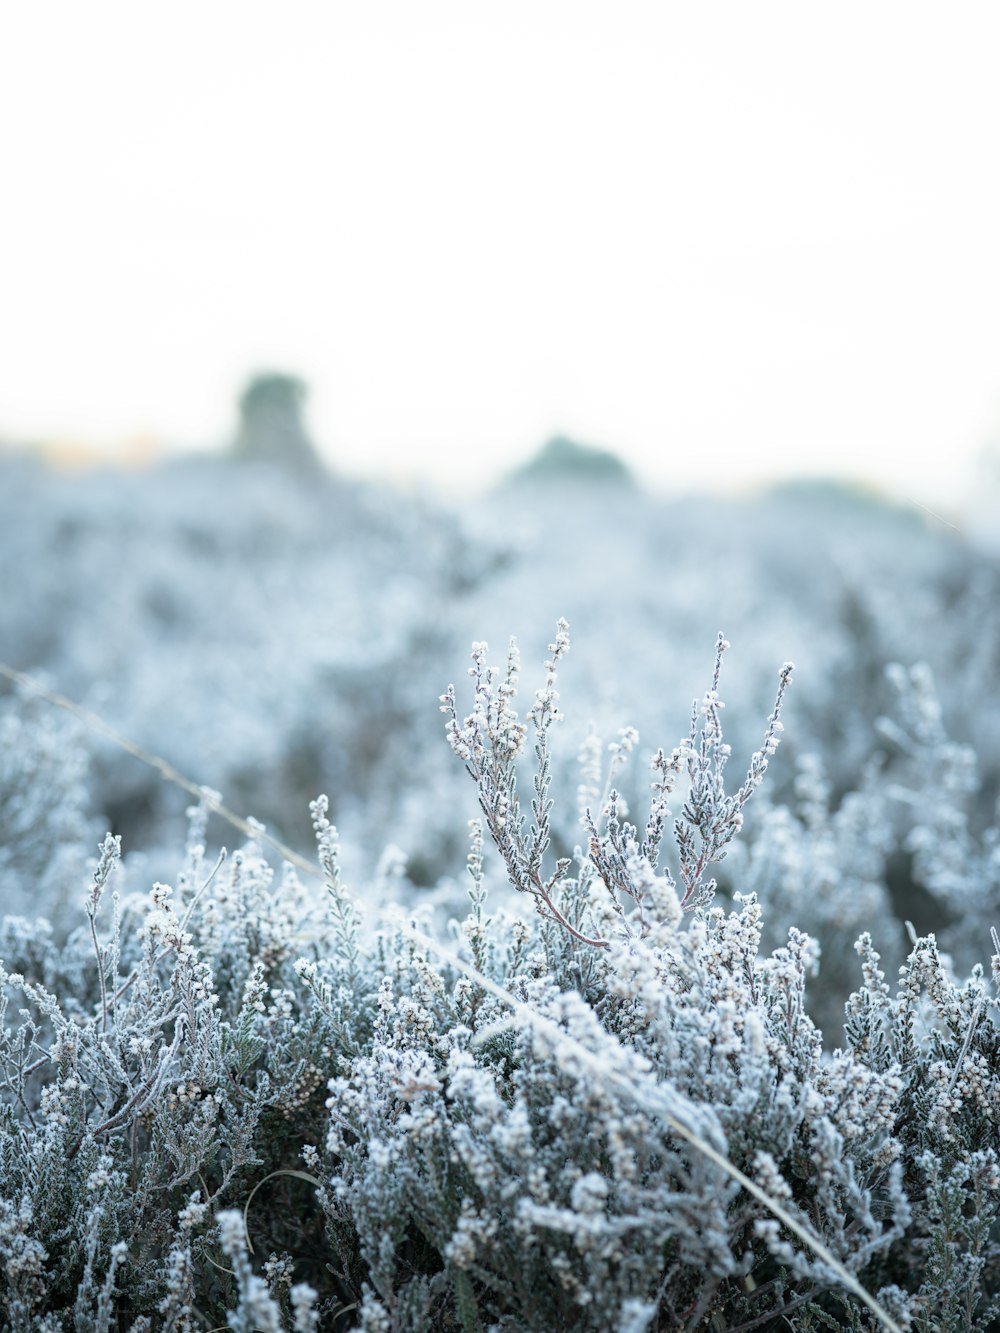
[720,753,901,1038]
[8,448,1000,906]
[876,661,1000,968]
[0,688,98,924]
[1,624,999,1329]
[0,453,495,885]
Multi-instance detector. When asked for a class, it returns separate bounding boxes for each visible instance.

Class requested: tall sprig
[442,621,606,947]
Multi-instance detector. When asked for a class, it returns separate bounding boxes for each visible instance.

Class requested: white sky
[2,1,1000,504]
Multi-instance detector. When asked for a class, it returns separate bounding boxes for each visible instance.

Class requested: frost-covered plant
[0,452,498,888]
[311,628,998,1330]
[877,662,1000,961]
[0,797,343,1328]
[8,448,1000,915]
[0,689,98,924]
[721,751,900,1038]
[843,931,1000,1330]
[440,624,793,943]
[0,624,999,1329]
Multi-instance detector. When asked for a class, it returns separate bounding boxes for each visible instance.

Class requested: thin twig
[89,913,109,1034]
[946,992,984,1097]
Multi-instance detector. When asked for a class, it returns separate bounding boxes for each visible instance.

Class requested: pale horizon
[3,1,1000,510]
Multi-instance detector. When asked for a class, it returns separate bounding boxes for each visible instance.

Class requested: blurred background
[2,1,999,1033]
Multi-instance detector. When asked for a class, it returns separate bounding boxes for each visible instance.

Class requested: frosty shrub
[5,448,1000,1027]
[0,688,98,925]
[0,625,998,1330]
[0,452,498,888]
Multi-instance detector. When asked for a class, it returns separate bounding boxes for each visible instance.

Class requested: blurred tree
[234,372,322,472]
[503,433,636,490]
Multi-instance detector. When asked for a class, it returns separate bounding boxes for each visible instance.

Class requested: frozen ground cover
[3,453,999,1007]
[0,452,999,1327]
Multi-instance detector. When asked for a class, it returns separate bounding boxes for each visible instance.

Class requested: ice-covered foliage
[0,452,497,881]
[0,687,99,924]
[0,627,998,1329]
[3,453,1000,1016]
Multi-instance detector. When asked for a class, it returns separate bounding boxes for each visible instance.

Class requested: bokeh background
[2,1,1000,1034]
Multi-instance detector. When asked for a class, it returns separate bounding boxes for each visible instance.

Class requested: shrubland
[1,451,999,1327]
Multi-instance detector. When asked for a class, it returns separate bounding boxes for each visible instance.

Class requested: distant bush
[233,372,322,473]
[1,627,998,1330]
[502,433,636,490]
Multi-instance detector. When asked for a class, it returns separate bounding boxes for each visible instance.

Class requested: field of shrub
[1,445,999,1329]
